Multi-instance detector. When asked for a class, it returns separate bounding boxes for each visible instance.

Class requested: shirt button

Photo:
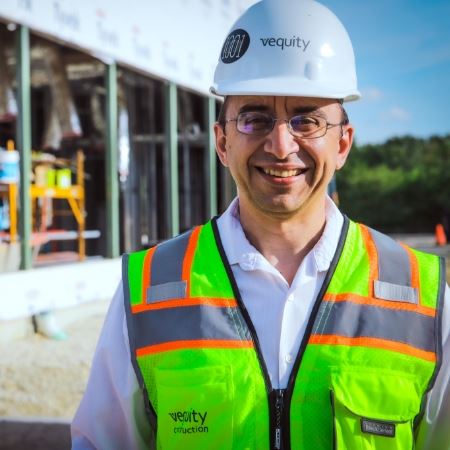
[285,354,293,364]
[287,294,294,302]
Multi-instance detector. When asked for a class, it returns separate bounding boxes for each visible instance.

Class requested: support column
[165,82,179,237]
[16,25,32,270]
[205,97,218,219]
[105,63,120,258]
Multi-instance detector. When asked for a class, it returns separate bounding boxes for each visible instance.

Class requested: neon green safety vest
[123,217,445,450]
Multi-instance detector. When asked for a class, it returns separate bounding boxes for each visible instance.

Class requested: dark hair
[341,105,349,125]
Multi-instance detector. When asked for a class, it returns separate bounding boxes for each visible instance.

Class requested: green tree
[338,135,450,233]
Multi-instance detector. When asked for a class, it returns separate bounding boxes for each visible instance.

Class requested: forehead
[227,95,339,112]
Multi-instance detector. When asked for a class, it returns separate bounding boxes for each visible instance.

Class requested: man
[72,1,450,449]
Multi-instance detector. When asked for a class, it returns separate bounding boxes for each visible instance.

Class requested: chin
[254,197,307,217]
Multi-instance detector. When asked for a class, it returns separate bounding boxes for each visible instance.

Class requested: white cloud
[383,106,411,121]
[362,87,383,101]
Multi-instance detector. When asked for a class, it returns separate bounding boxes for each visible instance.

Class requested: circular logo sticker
[220,29,250,64]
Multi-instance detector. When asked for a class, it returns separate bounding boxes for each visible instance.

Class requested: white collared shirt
[217,196,343,388]
[72,197,450,450]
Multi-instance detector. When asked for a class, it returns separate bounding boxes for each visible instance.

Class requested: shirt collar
[313,197,344,272]
[218,198,258,268]
[217,196,344,273]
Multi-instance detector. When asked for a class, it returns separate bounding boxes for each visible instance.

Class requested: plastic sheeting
[40,43,82,149]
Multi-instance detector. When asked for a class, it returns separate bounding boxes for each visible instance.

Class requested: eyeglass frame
[223,107,349,139]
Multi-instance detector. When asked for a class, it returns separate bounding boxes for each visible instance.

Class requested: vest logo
[361,418,396,438]
[221,29,250,64]
[260,36,310,52]
[169,409,209,434]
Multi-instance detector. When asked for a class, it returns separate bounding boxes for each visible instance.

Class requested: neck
[238,198,327,285]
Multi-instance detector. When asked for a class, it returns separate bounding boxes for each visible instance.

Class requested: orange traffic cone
[435,224,447,246]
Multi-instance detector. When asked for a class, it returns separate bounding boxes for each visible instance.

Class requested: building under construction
[0,0,253,335]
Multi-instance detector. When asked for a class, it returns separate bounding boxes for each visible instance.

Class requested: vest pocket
[330,370,422,450]
[154,365,234,450]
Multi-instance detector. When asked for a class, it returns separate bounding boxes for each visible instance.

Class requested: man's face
[214,95,354,219]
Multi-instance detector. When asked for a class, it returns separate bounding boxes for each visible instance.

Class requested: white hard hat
[211,0,361,102]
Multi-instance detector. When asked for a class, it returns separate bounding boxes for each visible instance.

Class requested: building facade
[0,0,252,324]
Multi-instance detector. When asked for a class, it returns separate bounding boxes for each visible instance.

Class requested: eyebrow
[238,103,325,116]
[291,105,321,115]
[238,104,272,114]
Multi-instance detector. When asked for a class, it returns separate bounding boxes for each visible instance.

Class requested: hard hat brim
[211,77,361,103]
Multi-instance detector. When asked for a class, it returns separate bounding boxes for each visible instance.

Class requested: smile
[261,168,306,178]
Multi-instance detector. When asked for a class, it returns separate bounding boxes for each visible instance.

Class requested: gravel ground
[0,308,106,420]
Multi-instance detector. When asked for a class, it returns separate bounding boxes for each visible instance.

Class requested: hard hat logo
[260,36,311,52]
[221,29,250,64]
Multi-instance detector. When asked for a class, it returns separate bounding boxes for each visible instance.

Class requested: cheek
[317,140,341,169]
[301,144,323,170]
[306,144,338,179]
[222,148,242,176]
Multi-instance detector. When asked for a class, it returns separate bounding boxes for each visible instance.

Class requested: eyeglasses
[225,111,347,139]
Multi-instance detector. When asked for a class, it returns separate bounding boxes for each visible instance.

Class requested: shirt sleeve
[416,283,450,450]
[71,281,153,450]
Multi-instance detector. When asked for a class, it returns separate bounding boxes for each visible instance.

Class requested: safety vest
[123,217,445,450]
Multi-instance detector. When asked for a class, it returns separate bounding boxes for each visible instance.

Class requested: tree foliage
[337,135,450,233]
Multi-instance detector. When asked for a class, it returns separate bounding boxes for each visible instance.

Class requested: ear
[214,122,229,167]
[335,123,354,171]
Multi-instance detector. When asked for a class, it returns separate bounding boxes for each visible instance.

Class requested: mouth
[258,167,307,178]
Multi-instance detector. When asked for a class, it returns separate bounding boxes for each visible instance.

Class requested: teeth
[263,168,303,177]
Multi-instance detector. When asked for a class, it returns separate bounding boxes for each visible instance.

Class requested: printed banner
[0,0,256,95]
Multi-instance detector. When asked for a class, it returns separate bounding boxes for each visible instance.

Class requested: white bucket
[0,150,20,184]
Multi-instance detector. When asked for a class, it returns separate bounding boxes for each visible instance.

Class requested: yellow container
[34,165,49,186]
[56,169,71,188]
[46,169,56,187]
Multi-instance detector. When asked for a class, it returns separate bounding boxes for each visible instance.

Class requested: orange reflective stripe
[309,335,436,362]
[141,246,157,305]
[400,243,422,303]
[182,226,201,297]
[132,297,237,313]
[359,223,378,296]
[323,293,435,317]
[137,339,254,356]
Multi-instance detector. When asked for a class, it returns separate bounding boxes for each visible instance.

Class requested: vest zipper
[273,388,286,450]
[212,217,344,450]
[212,219,277,447]
[283,218,350,449]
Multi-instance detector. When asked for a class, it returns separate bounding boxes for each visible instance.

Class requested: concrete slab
[0,297,110,342]
[0,418,71,450]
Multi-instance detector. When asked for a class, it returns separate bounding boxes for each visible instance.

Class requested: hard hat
[211,0,361,102]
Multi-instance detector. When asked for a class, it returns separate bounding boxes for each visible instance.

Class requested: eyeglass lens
[237,111,326,137]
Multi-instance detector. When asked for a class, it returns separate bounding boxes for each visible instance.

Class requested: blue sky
[320,0,450,144]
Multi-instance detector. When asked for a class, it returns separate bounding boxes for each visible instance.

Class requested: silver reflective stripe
[147,280,187,303]
[150,229,192,285]
[374,280,418,304]
[133,304,252,350]
[369,228,412,287]
[312,300,435,353]
[369,228,415,302]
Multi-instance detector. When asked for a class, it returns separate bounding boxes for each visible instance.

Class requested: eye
[238,112,272,133]
[290,115,323,135]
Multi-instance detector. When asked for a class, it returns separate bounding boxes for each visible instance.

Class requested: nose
[263,119,298,159]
